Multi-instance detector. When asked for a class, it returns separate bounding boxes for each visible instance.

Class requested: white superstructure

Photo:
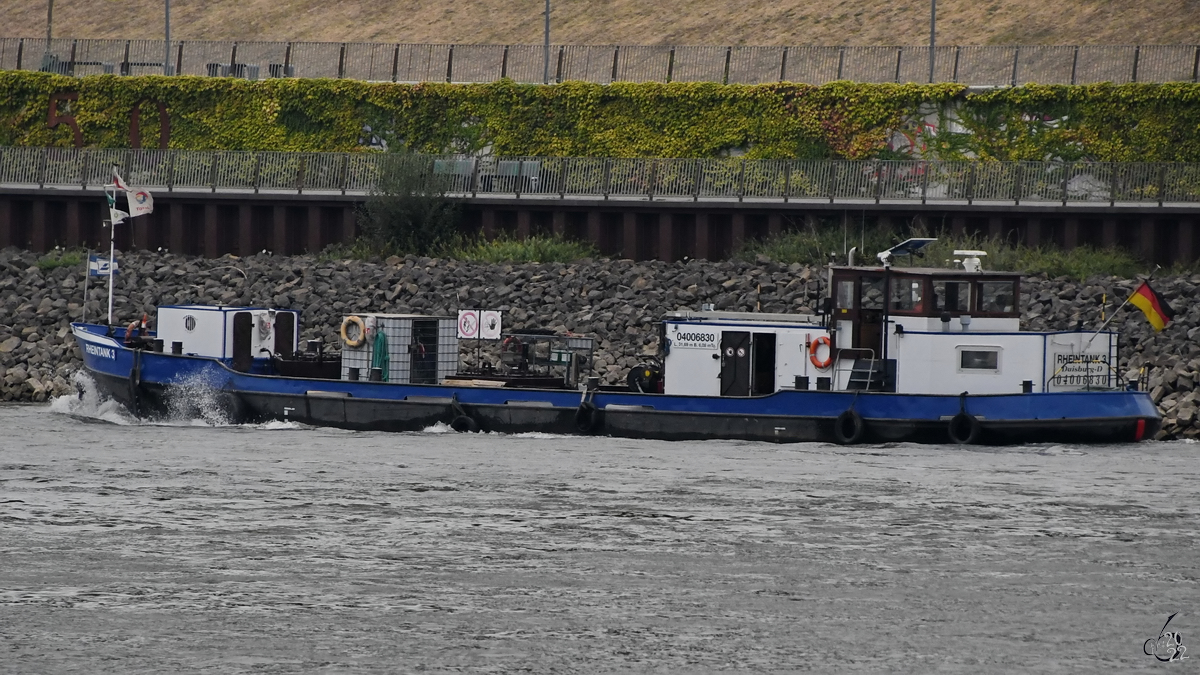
[661,247,1118,397]
[156,305,298,367]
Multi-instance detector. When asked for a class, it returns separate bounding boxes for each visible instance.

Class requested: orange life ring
[809,335,833,369]
[501,336,523,353]
[340,315,366,347]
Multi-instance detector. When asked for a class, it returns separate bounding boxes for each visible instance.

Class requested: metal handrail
[831,347,877,390]
[2,148,1200,206]
[4,38,1199,86]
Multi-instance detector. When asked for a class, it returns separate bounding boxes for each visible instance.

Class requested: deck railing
[2,147,1200,206]
[2,38,1199,86]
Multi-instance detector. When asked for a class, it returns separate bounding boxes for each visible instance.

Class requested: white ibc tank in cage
[338,313,458,384]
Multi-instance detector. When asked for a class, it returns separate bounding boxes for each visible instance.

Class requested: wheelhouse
[828,266,1022,361]
[661,243,1119,398]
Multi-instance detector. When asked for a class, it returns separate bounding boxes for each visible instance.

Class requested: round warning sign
[457,310,480,339]
[480,310,503,340]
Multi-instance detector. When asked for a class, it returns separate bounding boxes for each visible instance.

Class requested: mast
[107,206,116,324]
[82,247,89,324]
[104,183,117,325]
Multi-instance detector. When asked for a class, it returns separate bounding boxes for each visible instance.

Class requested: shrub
[737,223,898,266]
[358,153,462,257]
[452,234,598,263]
[740,226,1146,279]
[36,247,87,271]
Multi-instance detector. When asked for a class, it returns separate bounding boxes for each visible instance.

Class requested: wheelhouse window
[932,280,971,313]
[836,280,855,310]
[958,347,1001,372]
[979,281,1016,315]
[889,277,925,314]
[860,276,885,310]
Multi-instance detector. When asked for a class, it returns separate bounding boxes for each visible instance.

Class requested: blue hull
[73,323,1161,444]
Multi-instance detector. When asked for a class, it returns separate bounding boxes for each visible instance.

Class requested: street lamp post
[43,0,53,70]
[928,0,936,83]
[542,0,551,84]
[164,0,172,75]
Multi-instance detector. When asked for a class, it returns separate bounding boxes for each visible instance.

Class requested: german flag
[1129,281,1175,332]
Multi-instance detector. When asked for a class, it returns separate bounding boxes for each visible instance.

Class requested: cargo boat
[72,242,1161,444]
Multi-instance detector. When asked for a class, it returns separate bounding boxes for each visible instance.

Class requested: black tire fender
[451,415,480,433]
[575,401,598,433]
[948,412,981,445]
[833,409,866,445]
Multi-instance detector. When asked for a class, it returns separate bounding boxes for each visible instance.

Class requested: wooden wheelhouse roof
[830,266,1021,279]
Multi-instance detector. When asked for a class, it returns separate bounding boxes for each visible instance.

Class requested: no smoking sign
[457,310,480,339]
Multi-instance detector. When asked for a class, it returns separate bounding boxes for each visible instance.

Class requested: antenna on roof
[953,249,987,273]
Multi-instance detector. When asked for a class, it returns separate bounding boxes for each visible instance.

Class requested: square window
[979,281,1016,314]
[959,349,1000,371]
[932,280,971,312]
[890,277,924,313]
[860,276,885,310]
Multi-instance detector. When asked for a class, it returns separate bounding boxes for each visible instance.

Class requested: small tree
[359,153,461,257]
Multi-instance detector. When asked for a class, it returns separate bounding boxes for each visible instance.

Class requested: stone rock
[1177,405,1196,426]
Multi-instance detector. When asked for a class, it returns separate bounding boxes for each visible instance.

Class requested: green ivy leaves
[0,71,1197,162]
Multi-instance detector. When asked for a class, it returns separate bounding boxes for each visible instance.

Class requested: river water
[1,380,1197,673]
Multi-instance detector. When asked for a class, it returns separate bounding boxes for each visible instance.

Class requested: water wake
[47,370,289,430]
[47,371,135,426]
[160,369,242,427]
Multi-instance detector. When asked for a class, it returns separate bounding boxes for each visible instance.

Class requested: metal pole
[1084,266,1160,350]
[82,248,89,324]
[543,0,550,84]
[43,0,53,68]
[164,0,171,75]
[928,0,937,83]
[107,217,116,325]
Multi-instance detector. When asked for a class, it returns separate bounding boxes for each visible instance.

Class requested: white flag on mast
[112,166,154,217]
[112,167,130,191]
[126,187,154,217]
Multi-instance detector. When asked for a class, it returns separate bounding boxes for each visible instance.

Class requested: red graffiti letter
[47,92,83,148]
[130,99,170,149]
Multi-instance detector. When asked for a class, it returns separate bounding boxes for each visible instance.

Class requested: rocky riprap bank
[2,247,1196,439]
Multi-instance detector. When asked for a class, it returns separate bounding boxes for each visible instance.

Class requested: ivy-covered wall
[1,71,1199,162]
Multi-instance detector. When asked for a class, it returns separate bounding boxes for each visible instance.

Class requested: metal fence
[2,38,1198,86]
[3,147,1199,207]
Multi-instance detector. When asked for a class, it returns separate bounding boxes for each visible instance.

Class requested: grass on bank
[452,234,599,264]
[738,227,1147,279]
[36,247,88,271]
[320,233,598,264]
[323,227,1145,277]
